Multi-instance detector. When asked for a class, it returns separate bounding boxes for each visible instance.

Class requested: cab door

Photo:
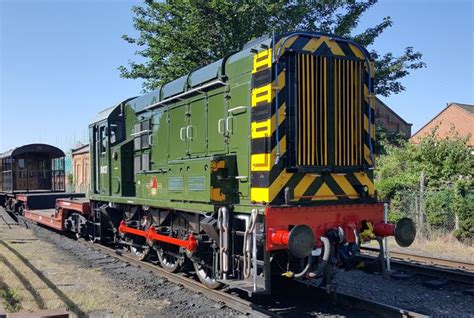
[93,122,110,195]
[227,81,251,199]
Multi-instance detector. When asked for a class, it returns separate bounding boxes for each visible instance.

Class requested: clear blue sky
[1,0,473,152]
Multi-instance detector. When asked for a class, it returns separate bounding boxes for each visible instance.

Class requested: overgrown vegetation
[376,127,473,244]
[120,0,425,93]
[0,282,22,312]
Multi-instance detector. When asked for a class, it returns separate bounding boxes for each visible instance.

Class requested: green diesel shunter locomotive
[85,31,415,293]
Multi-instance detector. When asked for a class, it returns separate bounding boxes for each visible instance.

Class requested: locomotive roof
[118,31,370,114]
[91,105,117,124]
[0,143,65,159]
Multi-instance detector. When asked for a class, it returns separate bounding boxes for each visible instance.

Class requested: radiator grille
[334,59,363,166]
[296,54,328,166]
[293,54,363,168]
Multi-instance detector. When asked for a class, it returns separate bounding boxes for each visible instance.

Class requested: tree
[119,0,425,93]
[375,123,408,155]
[376,128,473,242]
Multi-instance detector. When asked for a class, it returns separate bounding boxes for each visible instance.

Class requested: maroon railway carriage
[0,143,84,213]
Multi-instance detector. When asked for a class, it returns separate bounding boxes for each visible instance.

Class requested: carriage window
[18,159,25,169]
[39,160,47,178]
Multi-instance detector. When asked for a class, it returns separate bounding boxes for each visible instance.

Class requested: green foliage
[452,178,474,243]
[120,0,425,93]
[0,285,22,312]
[376,127,473,242]
[375,139,420,198]
[424,190,455,230]
[375,123,408,155]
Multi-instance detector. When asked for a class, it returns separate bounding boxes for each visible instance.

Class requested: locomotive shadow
[248,276,379,317]
[0,239,86,316]
[0,253,46,310]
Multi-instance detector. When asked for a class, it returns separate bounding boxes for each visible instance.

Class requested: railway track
[361,246,474,286]
[87,240,427,317]
[85,242,274,317]
[3,209,429,317]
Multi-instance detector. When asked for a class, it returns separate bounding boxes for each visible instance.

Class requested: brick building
[411,102,474,146]
[375,97,412,138]
[71,144,90,194]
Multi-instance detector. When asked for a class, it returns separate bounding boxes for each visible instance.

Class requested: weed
[0,283,22,312]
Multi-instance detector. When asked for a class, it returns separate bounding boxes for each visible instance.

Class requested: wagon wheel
[157,245,183,273]
[193,260,221,289]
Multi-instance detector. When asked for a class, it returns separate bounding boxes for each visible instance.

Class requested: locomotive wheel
[130,246,150,261]
[157,247,182,273]
[192,261,221,289]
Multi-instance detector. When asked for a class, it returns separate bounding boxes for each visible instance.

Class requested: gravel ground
[0,207,240,317]
[334,267,474,317]
[28,221,369,317]
[28,223,241,317]
[2,207,472,317]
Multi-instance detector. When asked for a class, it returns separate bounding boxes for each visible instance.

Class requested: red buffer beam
[118,221,198,251]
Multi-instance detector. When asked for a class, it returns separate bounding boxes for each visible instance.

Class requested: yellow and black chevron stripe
[250,34,376,204]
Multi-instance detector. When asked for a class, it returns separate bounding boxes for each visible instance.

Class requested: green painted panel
[207,88,227,155]
[188,96,207,156]
[225,48,253,78]
[168,103,187,160]
[151,109,169,167]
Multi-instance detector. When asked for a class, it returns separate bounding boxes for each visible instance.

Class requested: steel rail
[90,241,427,317]
[361,246,474,271]
[328,290,428,318]
[360,246,474,285]
[8,210,429,318]
[293,279,428,318]
[85,242,275,318]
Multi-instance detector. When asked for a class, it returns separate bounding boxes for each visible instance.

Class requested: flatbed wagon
[24,197,90,233]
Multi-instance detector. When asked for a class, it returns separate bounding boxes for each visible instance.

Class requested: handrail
[130,129,151,137]
[145,79,225,111]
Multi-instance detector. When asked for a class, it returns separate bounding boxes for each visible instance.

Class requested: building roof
[375,97,412,126]
[411,102,474,138]
[71,144,89,155]
[456,103,474,115]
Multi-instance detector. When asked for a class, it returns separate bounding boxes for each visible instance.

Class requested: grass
[387,232,474,263]
[0,283,22,312]
[0,220,169,317]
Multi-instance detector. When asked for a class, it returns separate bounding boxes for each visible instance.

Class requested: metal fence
[389,187,461,239]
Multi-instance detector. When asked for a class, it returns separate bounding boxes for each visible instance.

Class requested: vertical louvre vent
[296,54,328,166]
[292,54,363,168]
[334,59,363,166]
